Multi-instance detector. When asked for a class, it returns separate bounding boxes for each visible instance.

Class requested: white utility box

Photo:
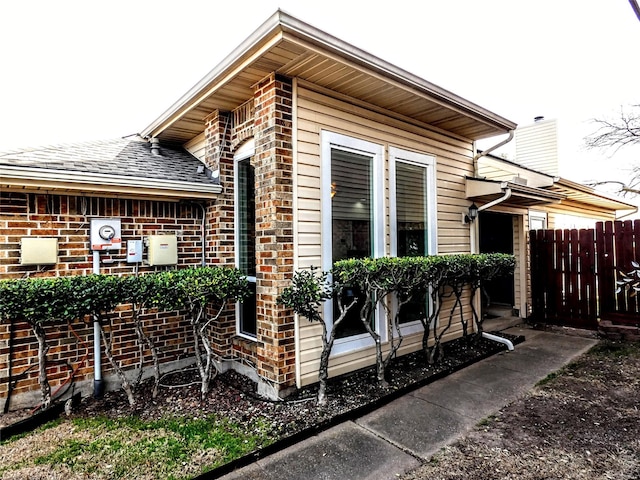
[147,235,178,266]
[127,240,143,263]
[90,218,122,251]
[20,237,58,265]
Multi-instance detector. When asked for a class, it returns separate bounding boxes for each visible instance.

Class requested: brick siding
[1,72,299,407]
[0,192,205,404]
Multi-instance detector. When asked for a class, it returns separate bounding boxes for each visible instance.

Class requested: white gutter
[0,165,222,196]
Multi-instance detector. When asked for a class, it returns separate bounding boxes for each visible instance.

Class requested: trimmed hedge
[280,253,516,402]
[0,267,249,408]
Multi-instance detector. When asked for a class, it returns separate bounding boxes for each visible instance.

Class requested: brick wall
[0,192,207,407]
[253,74,296,391]
[200,74,296,396]
[1,72,299,407]
[204,110,238,359]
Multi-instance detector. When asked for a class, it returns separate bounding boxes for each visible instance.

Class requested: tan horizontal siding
[295,86,475,388]
[184,133,206,162]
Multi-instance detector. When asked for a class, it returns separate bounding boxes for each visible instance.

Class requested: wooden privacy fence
[530,219,640,329]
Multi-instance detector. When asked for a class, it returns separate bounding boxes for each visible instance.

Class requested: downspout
[473,130,515,177]
[617,206,640,220]
[478,185,512,213]
[471,131,516,348]
[482,331,514,351]
[469,187,512,254]
[472,187,514,346]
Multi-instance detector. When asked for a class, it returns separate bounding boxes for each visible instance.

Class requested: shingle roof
[0,137,216,185]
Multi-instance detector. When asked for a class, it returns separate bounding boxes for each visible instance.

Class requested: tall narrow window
[235,143,257,338]
[331,149,373,338]
[389,147,437,330]
[322,131,384,354]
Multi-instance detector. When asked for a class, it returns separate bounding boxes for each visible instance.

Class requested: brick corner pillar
[204,110,236,357]
[253,73,296,396]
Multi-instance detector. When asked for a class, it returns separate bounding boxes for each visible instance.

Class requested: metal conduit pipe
[196,202,207,267]
[92,251,104,397]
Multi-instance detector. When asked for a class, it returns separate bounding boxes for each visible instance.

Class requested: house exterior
[468,152,637,319]
[133,10,520,395]
[9,10,629,405]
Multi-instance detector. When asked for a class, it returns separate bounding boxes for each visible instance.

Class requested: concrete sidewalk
[219,324,598,480]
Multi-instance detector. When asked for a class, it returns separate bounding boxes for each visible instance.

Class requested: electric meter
[90,218,122,251]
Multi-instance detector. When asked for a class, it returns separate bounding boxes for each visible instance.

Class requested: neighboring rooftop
[0,137,221,199]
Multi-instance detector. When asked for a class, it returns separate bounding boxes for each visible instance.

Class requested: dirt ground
[401,340,640,480]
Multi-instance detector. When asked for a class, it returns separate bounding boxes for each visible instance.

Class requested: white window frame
[234,139,257,340]
[528,210,547,231]
[388,146,438,336]
[321,131,385,355]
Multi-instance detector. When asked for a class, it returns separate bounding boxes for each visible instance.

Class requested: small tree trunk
[32,322,51,410]
[429,287,461,364]
[98,318,136,406]
[383,294,407,369]
[132,314,160,398]
[359,295,388,387]
[470,284,483,340]
[191,321,209,398]
[199,323,217,395]
[317,321,331,406]
[316,296,358,405]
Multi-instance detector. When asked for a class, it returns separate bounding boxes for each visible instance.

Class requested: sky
[0,0,638,188]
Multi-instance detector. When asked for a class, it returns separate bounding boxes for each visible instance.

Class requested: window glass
[237,157,257,337]
[396,161,430,324]
[239,282,257,337]
[389,148,437,330]
[238,159,256,277]
[396,162,427,257]
[331,148,373,338]
[529,211,547,231]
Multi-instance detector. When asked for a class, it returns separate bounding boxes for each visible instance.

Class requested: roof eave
[1,166,221,200]
[140,10,287,140]
[554,177,639,212]
[466,177,566,205]
[141,10,516,142]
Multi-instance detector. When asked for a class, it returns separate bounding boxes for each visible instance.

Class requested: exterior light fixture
[465,203,479,223]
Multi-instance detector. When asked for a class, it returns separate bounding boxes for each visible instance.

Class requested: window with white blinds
[389,147,437,332]
[321,131,384,354]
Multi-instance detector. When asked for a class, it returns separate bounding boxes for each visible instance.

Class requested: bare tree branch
[587,180,640,197]
[584,104,640,154]
[584,104,640,197]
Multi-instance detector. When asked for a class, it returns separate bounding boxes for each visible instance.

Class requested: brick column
[204,110,236,357]
[253,74,295,394]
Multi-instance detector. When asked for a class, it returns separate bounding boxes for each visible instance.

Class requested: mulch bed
[1,332,522,476]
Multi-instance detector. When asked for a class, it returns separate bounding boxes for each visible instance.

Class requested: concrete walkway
[219,324,598,480]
